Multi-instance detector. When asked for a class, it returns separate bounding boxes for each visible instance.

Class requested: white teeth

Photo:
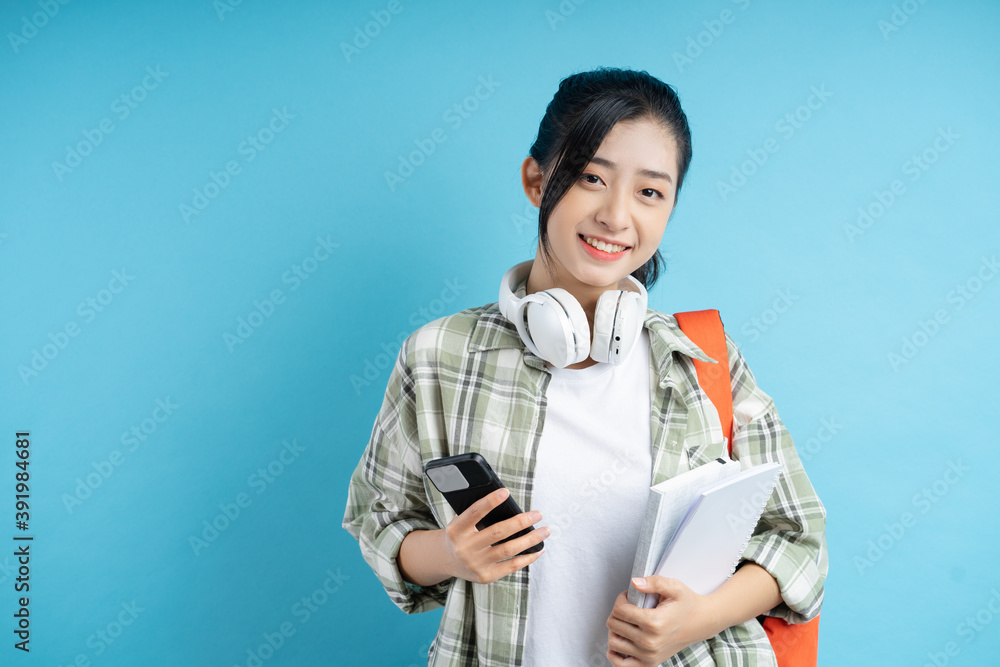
[584,236,626,253]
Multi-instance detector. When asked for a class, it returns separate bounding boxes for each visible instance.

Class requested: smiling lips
[579,234,630,259]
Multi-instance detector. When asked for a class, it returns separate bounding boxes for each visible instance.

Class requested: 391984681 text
[14,431,32,653]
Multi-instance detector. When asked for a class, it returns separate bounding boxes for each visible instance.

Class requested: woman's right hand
[442,487,548,585]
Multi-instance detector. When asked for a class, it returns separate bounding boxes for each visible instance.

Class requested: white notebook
[628,459,783,608]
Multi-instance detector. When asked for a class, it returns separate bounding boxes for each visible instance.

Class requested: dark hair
[527,67,692,289]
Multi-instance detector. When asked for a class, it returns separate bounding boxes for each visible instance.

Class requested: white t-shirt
[523,329,654,666]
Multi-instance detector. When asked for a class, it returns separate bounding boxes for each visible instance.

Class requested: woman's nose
[596,188,630,230]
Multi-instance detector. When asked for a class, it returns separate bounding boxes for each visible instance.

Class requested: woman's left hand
[604,576,717,666]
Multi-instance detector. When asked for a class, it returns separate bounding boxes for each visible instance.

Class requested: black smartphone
[424,452,544,556]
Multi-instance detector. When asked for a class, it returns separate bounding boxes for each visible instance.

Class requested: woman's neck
[524,259,624,329]
[525,257,634,371]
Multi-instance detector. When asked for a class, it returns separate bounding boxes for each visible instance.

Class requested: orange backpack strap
[674,309,820,667]
[762,616,821,666]
[673,310,734,453]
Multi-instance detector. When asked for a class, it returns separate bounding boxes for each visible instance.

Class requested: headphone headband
[499,260,647,317]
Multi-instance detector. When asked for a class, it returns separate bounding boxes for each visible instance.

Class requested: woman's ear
[520,157,544,208]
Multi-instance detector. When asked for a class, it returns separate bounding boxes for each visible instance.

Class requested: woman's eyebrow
[589,156,674,183]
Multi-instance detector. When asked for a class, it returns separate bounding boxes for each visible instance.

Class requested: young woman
[344,67,827,666]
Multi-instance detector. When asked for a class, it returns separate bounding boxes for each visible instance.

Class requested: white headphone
[498,260,648,369]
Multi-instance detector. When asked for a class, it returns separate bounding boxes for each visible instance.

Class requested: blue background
[2,0,998,664]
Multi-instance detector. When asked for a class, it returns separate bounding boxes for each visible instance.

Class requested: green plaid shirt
[343,280,827,666]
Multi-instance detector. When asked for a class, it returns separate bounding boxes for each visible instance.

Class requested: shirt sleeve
[342,336,453,614]
[725,332,828,624]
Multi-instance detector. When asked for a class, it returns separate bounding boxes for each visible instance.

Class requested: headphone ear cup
[615,290,646,363]
[591,290,645,365]
[590,290,619,364]
[519,288,590,368]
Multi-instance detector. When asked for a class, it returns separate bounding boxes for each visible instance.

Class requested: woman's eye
[580,173,602,185]
[640,188,663,199]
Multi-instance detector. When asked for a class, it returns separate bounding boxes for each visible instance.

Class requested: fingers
[444,488,548,584]
[607,615,643,646]
[610,589,669,634]
[610,590,641,623]
[489,522,549,561]
[606,647,628,667]
[450,527,546,585]
[497,542,546,576]
[454,487,510,531]
[606,631,647,665]
[606,630,647,667]
[475,506,545,550]
[608,593,644,640]
[637,574,686,598]
[613,577,687,626]
[611,596,647,628]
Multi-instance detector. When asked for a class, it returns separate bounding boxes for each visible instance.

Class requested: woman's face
[537,117,679,293]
